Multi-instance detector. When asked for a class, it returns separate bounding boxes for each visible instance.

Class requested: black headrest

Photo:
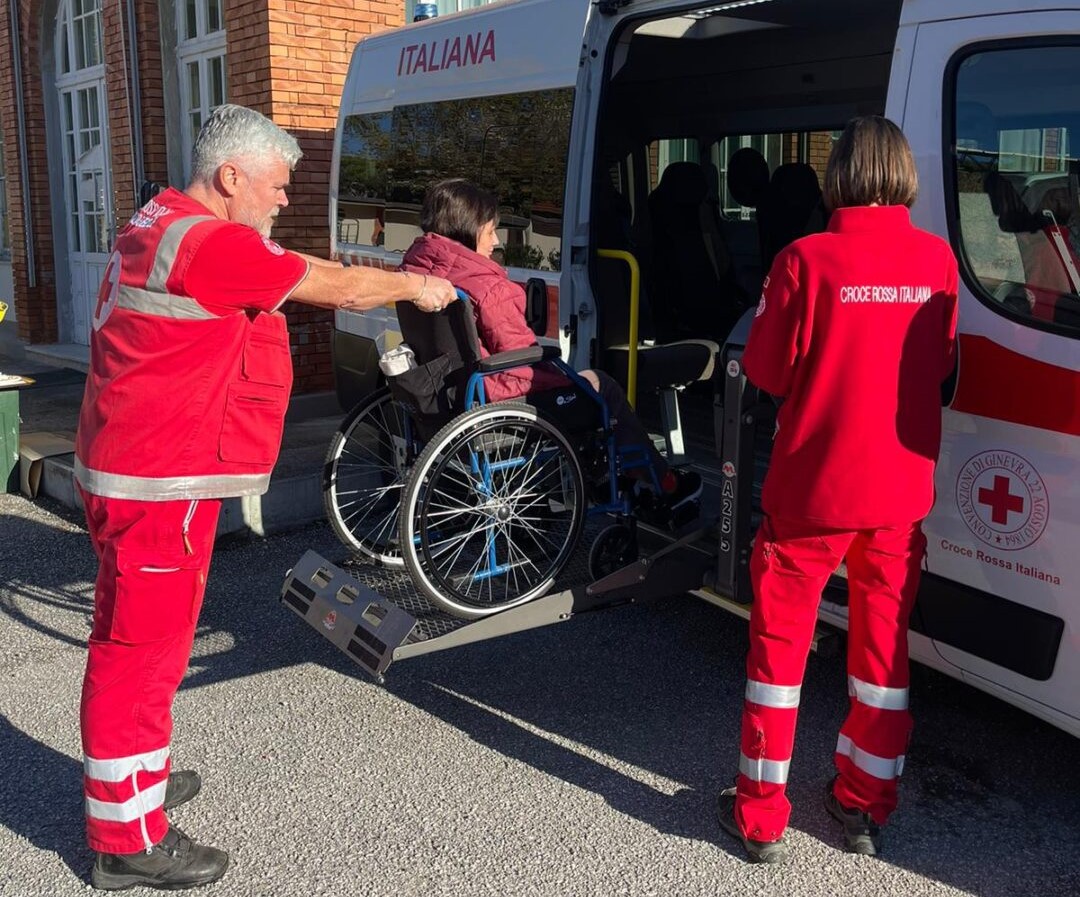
[984,172,1040,234]
[654,162,707,205]
[769,163,822,205]
[727,147,769,208]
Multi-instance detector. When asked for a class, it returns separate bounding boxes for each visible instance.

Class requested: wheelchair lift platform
[282,336,842,680]
[280,522,717,683]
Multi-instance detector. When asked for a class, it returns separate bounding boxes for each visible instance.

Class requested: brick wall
[136,0,169,187]
[104,0,138,224]
[0,0,404,393]
[807,132,834,183]
[0,0,57,344]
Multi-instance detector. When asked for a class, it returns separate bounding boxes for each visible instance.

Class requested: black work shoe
[716,787,790,864]
[163,770,202,811]
[824,780,883,856]
[91,825,229,891]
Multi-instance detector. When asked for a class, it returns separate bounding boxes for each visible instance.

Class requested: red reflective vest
[75,191,300,501]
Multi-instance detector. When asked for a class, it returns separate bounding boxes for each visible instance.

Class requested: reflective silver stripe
[835,734,905,780]
[85,780,168,823]
[745,679,801,709]
[75,456,270,501]
[848,676,909,711]
[84,747,169,783]
[738,752,790,785]
[147,215,214,292]
[116,284,216,320]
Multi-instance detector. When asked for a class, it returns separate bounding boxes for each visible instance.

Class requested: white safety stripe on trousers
[85,779,168,823]
[84,746,170,782]
[74,457,270,502]
[745,679,801,709]
[847,675,909,711]
[738,751,791,785]
[835,733,905,780]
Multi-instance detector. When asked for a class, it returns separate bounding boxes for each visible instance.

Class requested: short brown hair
[420,179,499,251]
[823,116,918,211]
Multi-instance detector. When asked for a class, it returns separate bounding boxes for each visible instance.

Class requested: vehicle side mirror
[525,277,548,337]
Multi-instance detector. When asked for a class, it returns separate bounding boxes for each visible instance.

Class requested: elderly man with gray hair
[74,104,455,891]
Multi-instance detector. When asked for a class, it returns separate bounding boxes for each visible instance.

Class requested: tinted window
[336,87,573,271]
[713,131,836,219]
[953,45,1080,335]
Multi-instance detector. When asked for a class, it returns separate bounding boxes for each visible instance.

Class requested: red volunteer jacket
[401,233,565,402]
[75,188,309,501]
[743,205,959,528]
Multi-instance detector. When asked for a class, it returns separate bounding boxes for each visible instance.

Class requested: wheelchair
[323,291,695,620]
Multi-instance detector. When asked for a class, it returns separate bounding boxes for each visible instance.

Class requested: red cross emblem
[977,474,1024,525]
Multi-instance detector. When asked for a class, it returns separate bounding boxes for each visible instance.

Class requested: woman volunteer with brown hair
[716,116,959,863]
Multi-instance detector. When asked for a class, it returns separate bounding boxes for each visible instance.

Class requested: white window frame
[176,0,226,183]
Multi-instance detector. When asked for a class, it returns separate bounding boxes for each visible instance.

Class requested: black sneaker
[716,787,790,864]
[163,770,202,811]
[824,779,883,856]
[91,825,229,891]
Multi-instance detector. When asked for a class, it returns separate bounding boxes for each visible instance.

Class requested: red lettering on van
[398,30,496,77]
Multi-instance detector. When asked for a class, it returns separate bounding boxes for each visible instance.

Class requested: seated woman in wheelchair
[401,178,702,513]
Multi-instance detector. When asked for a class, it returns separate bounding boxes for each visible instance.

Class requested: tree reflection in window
[337,88,573,270]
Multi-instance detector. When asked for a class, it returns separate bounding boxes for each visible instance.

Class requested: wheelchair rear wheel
[323,388,417,565]
[399,403,586,618]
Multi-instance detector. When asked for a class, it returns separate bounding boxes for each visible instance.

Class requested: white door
[897,9,1080,729]
[55,0,112,347]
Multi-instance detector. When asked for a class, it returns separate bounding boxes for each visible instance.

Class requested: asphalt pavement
[2,492,1079,897]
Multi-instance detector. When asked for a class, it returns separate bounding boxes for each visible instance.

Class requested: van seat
[647,161,745,342]
[758,162,827,270]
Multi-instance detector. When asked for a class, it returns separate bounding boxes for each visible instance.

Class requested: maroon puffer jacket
[400,233,567,402]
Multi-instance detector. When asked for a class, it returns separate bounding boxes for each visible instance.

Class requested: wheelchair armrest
[479,345,561,373]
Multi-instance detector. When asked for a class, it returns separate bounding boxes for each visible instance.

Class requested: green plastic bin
[0,385,19,493]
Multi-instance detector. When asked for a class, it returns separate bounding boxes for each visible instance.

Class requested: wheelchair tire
[323,387,416,565]
[399,402,586,619]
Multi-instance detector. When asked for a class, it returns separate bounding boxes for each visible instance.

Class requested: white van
[325,0,1080,738]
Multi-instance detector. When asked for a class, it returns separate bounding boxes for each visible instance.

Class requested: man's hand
[413,276,457,313]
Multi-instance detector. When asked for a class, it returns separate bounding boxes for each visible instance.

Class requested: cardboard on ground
[19,431,75,498]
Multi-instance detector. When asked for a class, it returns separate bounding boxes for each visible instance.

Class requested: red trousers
[734,516,926,843]
[80,491,220,854]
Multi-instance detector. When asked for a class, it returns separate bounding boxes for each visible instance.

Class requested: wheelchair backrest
[391,294,483,434]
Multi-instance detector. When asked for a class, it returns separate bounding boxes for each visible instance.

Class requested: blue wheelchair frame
[451,288,663,532]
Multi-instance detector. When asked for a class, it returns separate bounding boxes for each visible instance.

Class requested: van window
[952,44,1080,335]
[336,87,573,271]
[712,132,836,219]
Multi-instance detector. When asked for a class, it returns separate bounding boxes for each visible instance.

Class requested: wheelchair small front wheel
[399,403,586,619]
[323,387,416,565]
[588,523,638,580]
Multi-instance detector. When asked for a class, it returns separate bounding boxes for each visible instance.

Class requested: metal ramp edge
[280,550,603,682]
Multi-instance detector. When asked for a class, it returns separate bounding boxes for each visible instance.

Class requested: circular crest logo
[93,251,123,331]
[722,461,736,478]
[261,236,286,256]
[955,450,1048,550]
[726,360,741,378]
